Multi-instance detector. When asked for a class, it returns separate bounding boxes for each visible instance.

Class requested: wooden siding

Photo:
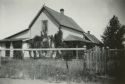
[61,26,84,40]
[30,10,59,38]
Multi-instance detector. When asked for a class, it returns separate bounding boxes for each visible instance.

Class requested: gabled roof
[84,33,102,45]
[4,5,84,40]
[0,38,30,42]
[43,6,84,33]
[64,34,92,43]
[5,29,29,39]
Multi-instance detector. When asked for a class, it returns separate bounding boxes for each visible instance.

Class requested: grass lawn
[0,58,85,82]
[0,78,113,84]
[0,58,114,83]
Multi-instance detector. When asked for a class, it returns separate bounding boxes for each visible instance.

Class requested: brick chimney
[87,31,90,34]
[60,8,64,14]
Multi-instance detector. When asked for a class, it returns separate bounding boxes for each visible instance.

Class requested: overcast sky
[0,0,125,40]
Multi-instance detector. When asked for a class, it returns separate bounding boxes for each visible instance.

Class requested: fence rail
[0,48,86,59]
[0,48,86,51]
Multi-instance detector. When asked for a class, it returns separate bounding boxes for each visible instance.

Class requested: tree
[30,35,43,48]
[114,26,125,79]
[102,15,121,49]
[29,32,50,58]
[116,25,125,49]
[54,29,63,48]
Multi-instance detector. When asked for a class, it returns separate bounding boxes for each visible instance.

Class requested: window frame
[41,20,48,33]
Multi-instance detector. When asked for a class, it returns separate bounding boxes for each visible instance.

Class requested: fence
[0,48,85,59]
[0,48,125,80]
[84,47,125,78]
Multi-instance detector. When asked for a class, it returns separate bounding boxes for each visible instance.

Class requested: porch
[63,34,93,58]
[0,38,30,58]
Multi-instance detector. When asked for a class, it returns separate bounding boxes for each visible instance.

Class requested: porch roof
[0,38,30,42]
[83,33,102,45]
[64,34,92,43]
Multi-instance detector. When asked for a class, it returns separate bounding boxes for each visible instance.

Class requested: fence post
[83,45,86,72]
[106,47,109,75]
[76,45,78,59]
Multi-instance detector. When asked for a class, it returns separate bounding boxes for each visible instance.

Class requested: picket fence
[84,47,125,78]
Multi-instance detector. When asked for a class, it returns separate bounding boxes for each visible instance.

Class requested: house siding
[30,10,59,38]
[61,27,84,40]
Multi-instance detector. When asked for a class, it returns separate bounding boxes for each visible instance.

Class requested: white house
[0,5,102,58]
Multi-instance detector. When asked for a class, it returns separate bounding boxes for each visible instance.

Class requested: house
[0,5,102,58]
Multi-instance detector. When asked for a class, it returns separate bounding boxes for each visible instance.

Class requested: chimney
[87,31,90,34]
[60,8,64,14]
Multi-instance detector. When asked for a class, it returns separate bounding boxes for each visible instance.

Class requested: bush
[13,51,24,59]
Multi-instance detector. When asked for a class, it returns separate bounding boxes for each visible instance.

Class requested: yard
[0,58,114,83]
[0,58,84,82]
[0,78,113,84]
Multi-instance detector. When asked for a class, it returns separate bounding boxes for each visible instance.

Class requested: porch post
[0,48,1,67]
[10,42,13,58]
[22,42,30,58]
[76,45,78,59]
[0,44,2,67]
[0,44,5,57]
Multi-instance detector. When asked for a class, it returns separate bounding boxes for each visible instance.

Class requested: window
[42,20,48,33]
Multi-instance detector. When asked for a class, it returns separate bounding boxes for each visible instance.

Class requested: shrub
[13,51,23,59]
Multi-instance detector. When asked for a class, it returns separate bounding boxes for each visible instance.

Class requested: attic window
[42,20,48,33]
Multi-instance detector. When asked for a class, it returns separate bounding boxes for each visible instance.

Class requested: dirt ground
[0,78,113,84]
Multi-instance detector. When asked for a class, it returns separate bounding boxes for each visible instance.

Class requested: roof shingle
[64,34,92,43]
[84,33,102,45]
[44,6,84,33]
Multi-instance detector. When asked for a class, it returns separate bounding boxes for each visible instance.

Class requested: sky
[0,0,125,40]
